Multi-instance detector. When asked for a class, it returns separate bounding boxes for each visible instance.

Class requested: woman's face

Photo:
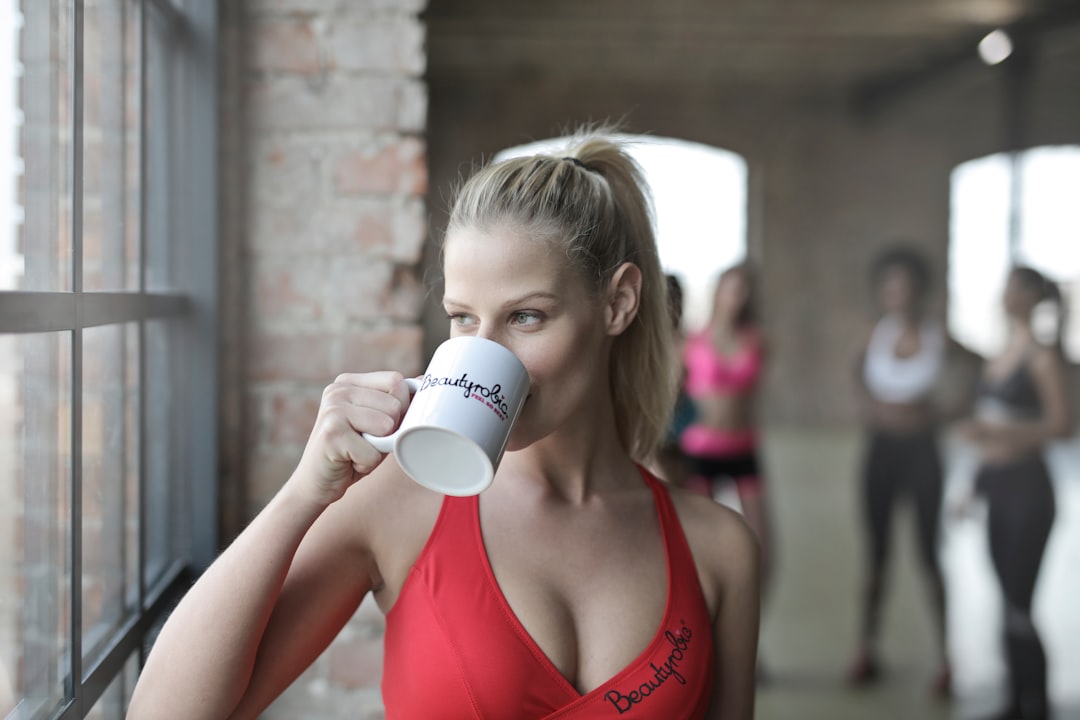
[1003,271,1037,317]
[713,270,749,322]
[878,265,917,314]
[441,225,612,451]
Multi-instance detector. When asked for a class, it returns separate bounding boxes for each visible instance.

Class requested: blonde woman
[129,132,760,719]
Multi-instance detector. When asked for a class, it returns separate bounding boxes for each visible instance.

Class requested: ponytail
[1013,266,1067,354]
[1043,279,1067,355]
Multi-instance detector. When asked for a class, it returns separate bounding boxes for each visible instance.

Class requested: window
[495,136,748,332]
[949,147,1080,360]
[0,1,218,718]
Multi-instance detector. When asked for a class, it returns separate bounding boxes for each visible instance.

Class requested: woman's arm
[128,372,411,720]
[707,509,761,720]
[851,330,877,422]
[935,337,984,424]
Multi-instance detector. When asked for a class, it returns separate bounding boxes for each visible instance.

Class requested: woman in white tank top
[847,245,961,696]
[863,312,945,405]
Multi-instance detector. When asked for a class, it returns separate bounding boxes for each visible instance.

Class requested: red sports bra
[381,469,715,719]
[684,330,763,398]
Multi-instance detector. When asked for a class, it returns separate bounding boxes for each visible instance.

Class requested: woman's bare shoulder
[666,486,760,597]
[670,488,757,551]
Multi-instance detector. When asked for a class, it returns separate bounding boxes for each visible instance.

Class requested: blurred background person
[960,267,1072,720]
[679,263,773,609]
[847,245,953,695]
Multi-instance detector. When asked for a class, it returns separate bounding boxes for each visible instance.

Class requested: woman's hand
[946,486,979,521]
[290,371,413,508]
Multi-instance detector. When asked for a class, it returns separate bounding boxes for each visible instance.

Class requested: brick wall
[218,0,427,716]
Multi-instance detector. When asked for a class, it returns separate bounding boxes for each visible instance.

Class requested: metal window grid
[0,0,218,716]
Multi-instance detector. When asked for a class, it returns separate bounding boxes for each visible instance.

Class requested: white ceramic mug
[362,336,530,496]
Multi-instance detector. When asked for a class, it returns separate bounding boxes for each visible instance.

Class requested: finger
[323,384,405,419]
[333,370,406,393]
[342,404,398,439]
[333,371,414,412]
[325,422,385,476]
[312,407,393,475]
[311,404,394,451]
[388,374,413,409]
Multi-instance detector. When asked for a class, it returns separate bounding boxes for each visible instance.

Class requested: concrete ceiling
[425,0,1077,94]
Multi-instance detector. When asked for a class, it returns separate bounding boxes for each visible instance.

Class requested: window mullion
[137,0,149,642]
[138,0,147,296]
[69,0,84,712]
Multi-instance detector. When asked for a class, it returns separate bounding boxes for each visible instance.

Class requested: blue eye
[447,313,477,327]
[511,311,541,326]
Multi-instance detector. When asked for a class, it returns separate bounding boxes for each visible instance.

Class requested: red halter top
[381,469,715,718]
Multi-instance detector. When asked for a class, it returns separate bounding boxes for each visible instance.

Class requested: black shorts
[689,451,762,493]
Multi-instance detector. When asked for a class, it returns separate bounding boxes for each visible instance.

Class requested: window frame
[948,145,1080,361]
[0,0,218,716]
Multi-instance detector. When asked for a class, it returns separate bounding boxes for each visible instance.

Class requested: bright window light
[949,146,1080,360]
[495,135,748,332]
[0,2,22,290]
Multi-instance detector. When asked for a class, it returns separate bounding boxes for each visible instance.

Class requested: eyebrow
[442,291,560,310]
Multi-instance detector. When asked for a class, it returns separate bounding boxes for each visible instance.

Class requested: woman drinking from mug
[962,267,1072,720]
[129,131,760,720]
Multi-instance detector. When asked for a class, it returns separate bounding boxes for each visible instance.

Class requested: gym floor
[750,428,1079,720]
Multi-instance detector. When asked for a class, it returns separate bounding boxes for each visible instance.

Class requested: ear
[604,262,642,336]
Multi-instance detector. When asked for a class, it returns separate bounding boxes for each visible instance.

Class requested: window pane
[82,323,139,665]
[948,153,1013,355]
[85,651,139,720]
[1018,147,1080,361]
[0,331,72,717]
[83,0,141,291]
[1018,146,1080,277]
[20,0,74,292]
[144,5,175,292]
[145,318,189,586]
[0,2,22,291]
[949,147,1080,361]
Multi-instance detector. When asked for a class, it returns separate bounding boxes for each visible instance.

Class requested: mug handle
[360,376,421,453]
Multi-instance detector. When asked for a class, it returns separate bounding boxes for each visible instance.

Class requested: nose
[473,322,501,344]
[473,324,518,355]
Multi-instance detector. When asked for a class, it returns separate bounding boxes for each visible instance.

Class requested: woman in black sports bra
[960,266,1073,720]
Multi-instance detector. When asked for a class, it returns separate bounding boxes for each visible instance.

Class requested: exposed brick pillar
[219,0,427,714]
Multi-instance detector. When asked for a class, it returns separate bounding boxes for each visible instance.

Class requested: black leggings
[858,429,945,651]
[977,457,1056,720]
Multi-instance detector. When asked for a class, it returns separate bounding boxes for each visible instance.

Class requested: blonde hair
[446,131,675,460]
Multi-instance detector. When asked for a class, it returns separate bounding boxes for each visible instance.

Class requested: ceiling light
[978,29,1013,65]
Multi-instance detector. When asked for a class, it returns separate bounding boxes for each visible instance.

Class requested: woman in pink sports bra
[680,264,772,608]
[129,130,760,719]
